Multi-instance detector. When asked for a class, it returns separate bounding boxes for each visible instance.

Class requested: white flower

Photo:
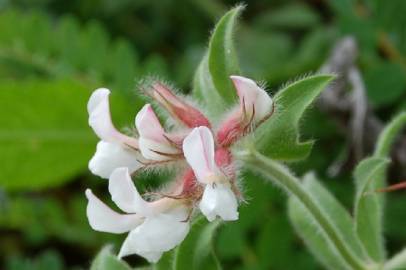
[135,104,180,161]
[230,75,273,122]
[86,167,190,263]
[87,88,142,178]
[182,126,238,222]
[89,141,143,179]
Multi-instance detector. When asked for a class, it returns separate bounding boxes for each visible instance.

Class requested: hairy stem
[236,149,369,270]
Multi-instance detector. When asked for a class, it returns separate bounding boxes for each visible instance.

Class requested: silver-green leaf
[289,173,369,270]
[254,74,334,160]
[193,6,243,115]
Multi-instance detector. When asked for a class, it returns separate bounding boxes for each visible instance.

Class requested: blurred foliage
[0,0,406,269]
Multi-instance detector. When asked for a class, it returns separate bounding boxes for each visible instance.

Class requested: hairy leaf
[254,74,334,160]
[288,173,368,270]
[354,111,406,262]
[207,5,242,104]
[193,6,243,115]
[354,157,389,262]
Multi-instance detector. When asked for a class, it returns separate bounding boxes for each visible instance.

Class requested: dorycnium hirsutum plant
[85,5,406,270]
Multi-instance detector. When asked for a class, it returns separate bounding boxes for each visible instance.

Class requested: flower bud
[150,83,211,128]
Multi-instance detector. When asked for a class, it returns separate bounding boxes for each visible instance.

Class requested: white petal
[139,137,178,161]
[89,141,142,179]
[230,75,273,121]
[182,126,216,183]
[108,167,151,215]
[88,88,138,148]
[118,210,190,262]
[135,104,165,141]
[135,104,179,161]
[85,189,143,234]
[199,183,239,222]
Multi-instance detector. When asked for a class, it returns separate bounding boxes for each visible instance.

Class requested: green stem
[236,149,368,270]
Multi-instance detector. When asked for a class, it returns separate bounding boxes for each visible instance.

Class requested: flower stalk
[235,148,369,270]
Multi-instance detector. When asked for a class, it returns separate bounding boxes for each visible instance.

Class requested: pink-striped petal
[182,126,216,183]
[230,76,273,121]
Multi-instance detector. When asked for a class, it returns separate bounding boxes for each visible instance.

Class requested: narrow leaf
[354,157,389,262]
[193,6,243,115]
[289,173,368,270]
[255,74,334,160]
[374,111,406,158]
[207,5,243,104]
[354,111,406,262]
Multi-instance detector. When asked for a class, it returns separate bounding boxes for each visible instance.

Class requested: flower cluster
[85,76,273,263]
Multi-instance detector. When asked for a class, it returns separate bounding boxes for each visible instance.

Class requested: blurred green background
[1,0,406,269]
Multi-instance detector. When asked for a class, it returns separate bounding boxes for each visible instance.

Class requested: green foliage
[254,74,334,161]
[0,193,116,246]
[0,79,93,191]
[0,79,133,191]
[154,216,222,270]
[256,3,320,29]
[193,6,242,116]
[5,250,64,270]
[365,62,406,107]
[206,5,242,104]
[354,157,389,262]
[288,173,353,270]
[91,246,132,270]
[374,112,406,158]
[0,9,166,93]
[288,110,406,268]
[354,112,406,262]
[2,1,406,270]
[384,248,406,270]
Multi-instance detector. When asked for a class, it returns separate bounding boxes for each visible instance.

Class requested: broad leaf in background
[254,3,320,29]
[91,246,132,270]
[254,74,333,161]
[365,62,406,108]
[288,173,367,270]
[0,79,133,191]
[193,5,242,116]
